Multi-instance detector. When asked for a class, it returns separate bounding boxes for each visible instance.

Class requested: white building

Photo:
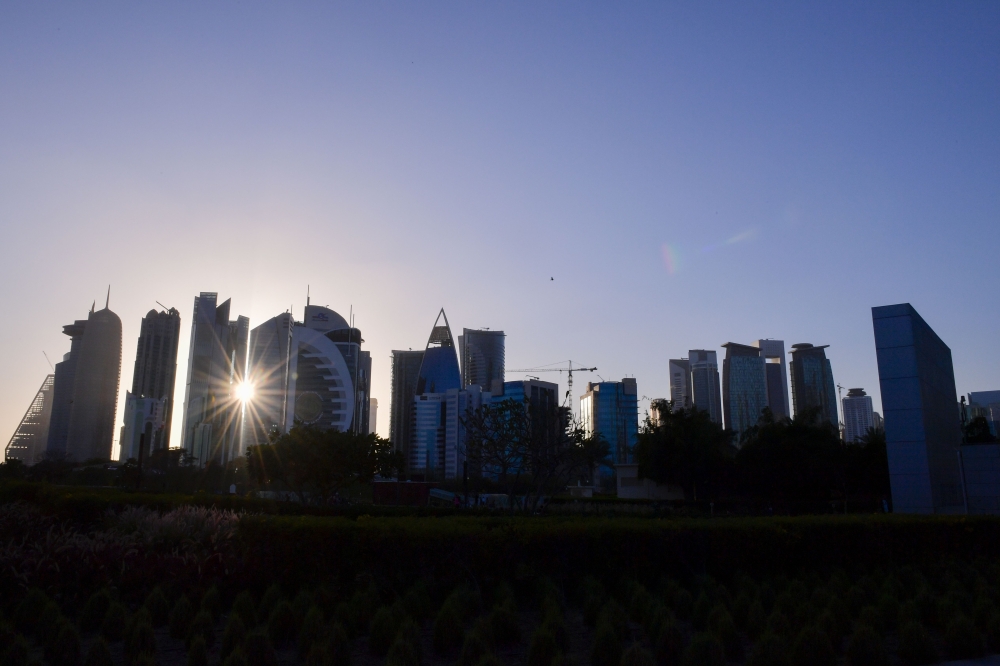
[120,392,168,461]
[842,388,875,443]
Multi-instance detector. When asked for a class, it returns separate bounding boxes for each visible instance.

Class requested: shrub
[856,606,882,634]
[621,643,654,666]
[82,638,113,666]
[974,596,997,629]
[232,591,258,629]
[712,613,743,661]
[346,585,380,635]
[369,604,405,656]
[188,610,215,648]
[170,596,195,639]
[580,577,606,625]
[673,590,693,621]
[945,615,984,660]
[876,595,899,632]
[488,602,520,645]
[790,627,833,666]
[682,632,725,666]
[100,602,128,642]
[474,656,503,666]
[221,614,247,661]
[765,610,789,638]
[542,609,568,651]
[845,626,888,666]
[222,649,248,666]
[691,593,712,631]
[144,587,169,627]
[49,623,81,666]
[590,623,621,666]
[746,633,789,666]
[654,621,683,666]
[307,624,351,666]
[403,581,433,621]
[386,638,420,666]
[897,622,937,666]
[845,587,866,615]
[596,600,628,642]
[187,636,208,666]
[732,592,752,629]
[201,586,222,622]
[528,629,560,666]
[124,622,155,666]
[629,586,654,625]
[292,590,315,624]
[458,627,493,666]
[2,633,30,666]
[298,606,326,658]
[79,589,113,632]
[39,602,62,646]
[986,612,1000,652]
[13,590,50,635]
[259,585,283,621]
[268,601,297,647]
[432,599,465,654]
[244,630,278,666]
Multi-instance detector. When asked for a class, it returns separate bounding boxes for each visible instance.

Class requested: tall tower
[459,329,505,395]
[842,388,875,443]
[789,343,838,426]
[48,301,122,461]
[246,312,294,447]
[127,307,181,451]
[721,342,767,439]
[180,293,249,466]
[410,309,461,479]
[390,349,424,471]
[688,350,722,424]
[5,375,54,464]
[580,378,638,466]
[753,339,790,420]
[668,358,691,410]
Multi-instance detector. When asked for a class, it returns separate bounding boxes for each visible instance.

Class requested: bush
[403,581,433,621]
[221,614,247,661]
[621,643,654,666]
[201,586,222,621]
[144,587,169,627]
[79,589,113,632]
[170,596,195,639]
[307,624,351,666]
[856,606,882,634]
[386,638,420,666]
[232,591,258,629]
[222,649,248,666]
[13,590,50,635]
[629,587,654,625]
[259,585,284,621]
[187,636,208,666]
[2,633,30,666]
[692,593,713,631]
[39,602,62,646]
[100,602,128,642]
[432,599,465,654]
[188,610,215,648]
[597,600,628,642]
[292,590,315,624]
[590,623,621,666]
[732,592,752,629]
[50,623,81,666]
[897,622,937,666]
[124,622,155,666]
[876,595,899,632]
[529,629,560,666]
[682,632,725,666]
[244,630,278,666]
[580,577,606,626]
[346,586,381,635]
[82,638,113,666]
[369,604,405,656]
[488,603,520,645]
[986,612,1000,652]
[845,626,888,666]
[458,627,493,666]
[654,621,683,666]
[945,615,984,660]
[746,601,766,640]
[746,633,789,666]
[674,590,693,621]
[712,613,743,661]
[298,606,326,658]
[790,627,833,666]
[268,601,297,647]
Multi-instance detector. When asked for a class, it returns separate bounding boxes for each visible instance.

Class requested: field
[2,482,1000,666]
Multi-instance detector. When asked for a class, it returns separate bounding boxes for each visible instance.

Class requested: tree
[246,424,401,504]
[634,400,735,501]
[965,416,997,443]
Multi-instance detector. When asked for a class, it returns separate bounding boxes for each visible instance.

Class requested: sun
[235,382,255,403]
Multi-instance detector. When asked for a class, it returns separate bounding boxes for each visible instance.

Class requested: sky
[1,2,998,453]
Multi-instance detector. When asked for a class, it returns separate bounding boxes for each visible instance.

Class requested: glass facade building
[409,310,462,479]
[246,312,294,448]
[754,339,790,420]
[459,329,505,395]
[789,343,838,426]
[580,378,638,466]
[689,350,723,424]
[4,374,54,464]
[873,303,964,514]
[668,359,690,410]
[129,307,181,451]
[968,391,1000,438]
[722,342,767,439]
[842,388,876,443]
[390,349,424,469]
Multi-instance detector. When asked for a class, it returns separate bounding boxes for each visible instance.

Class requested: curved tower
[409,309,461,478]
[415,309,460,395]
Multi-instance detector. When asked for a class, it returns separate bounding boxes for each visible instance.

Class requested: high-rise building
[689,350,722,424]
[409,309,462,479]
[180,293,249,467]
[968,391,1000,438]
[390,349,424,469]
[245,305,372,444]
[119,393,168,461]
[789,343,838,426]
[459,329,505,395]
[580,378,638,466]
[668,359,690,410]
[129,307,180,451]
[4,375,54,464]
[369,398,378,435]
[842,388,875,443]
[47,301,122,461]
[722,343,767,439]
[753,339,790,420]
[873,303,964,514]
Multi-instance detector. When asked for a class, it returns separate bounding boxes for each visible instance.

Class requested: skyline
[2,3,999,451]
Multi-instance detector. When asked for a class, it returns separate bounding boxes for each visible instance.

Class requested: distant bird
[550,277,554,281]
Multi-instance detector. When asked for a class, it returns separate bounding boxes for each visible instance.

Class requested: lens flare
[236,382,255,403]
[661,243,680,275]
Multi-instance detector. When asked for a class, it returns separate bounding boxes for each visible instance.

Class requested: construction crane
[506,361,597,411]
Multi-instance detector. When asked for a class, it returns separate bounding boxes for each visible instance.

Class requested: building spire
[307,285,310,306]
[105,285,110,309]
[91,300,95,313]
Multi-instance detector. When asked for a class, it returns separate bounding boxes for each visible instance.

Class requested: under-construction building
[4,375,55,464]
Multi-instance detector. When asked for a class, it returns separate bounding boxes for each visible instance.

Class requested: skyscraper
[668,358,691,410]
[459,329,505,395]
[390,349,424,470]
[873,303,964,514]
[789,343,838,426]
[753,339,790,420]
[722,342,767,439]
[4,375,54,464]
[580,378,638,466]
[128,307,181,451]
[119,393,168,461]
[369,398,378,435]
[47,300,122,461]
[245,312,294,447]
[180,293,249,467]
[842,388,875,443]
[689,350,722,424]
[409,309,461,479]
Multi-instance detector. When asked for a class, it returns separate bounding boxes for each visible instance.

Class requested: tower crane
[506,361,597,411]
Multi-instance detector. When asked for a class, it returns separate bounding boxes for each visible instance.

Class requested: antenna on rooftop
[43,352,54,371]
[307,285,310,307]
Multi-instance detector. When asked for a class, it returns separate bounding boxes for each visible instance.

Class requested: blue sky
[1,2,997,449]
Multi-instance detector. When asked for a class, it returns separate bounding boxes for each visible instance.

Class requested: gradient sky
[2,2,998,452]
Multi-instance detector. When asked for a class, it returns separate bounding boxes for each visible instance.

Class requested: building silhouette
[722,342,767,439]
[369,398,378,435]
[127,307,180,452]
[4,375,54,464]
[409,309,462,479]
[668,358,690,410]
[789,343,838,426]
[873,303,964,514]
[245,312,294,448]
[120,393,168,461]
[754,339,790,420]
[842,388,876,443]
[689,350,723,424]
[968,391,1000,438]
[180,293,249,467]
[459,329,505,395]
[390,349,424,472]
[47,301,122,461]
